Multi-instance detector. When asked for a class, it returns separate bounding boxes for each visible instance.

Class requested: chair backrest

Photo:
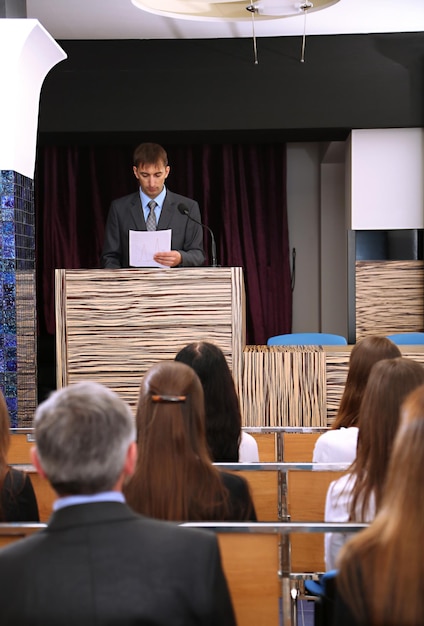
[182,521,367,626]
[10,465,56,523]
[305,569,338,626]
[216,457,349,573]
[267,333,348,346]
[216,531,280,626]
[0,523,46,548]
[386,332,424,345]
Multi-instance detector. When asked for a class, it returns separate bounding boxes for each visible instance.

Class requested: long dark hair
[348,357,424,521]
[124,361,232,521]
[175,341,241,461]
[332,336,401,430]
[337,382,424,624]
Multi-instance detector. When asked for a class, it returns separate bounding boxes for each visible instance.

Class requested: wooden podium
[55,268,245,411]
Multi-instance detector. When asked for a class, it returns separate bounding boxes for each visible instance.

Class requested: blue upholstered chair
[386,332,424,345]
[267,333,348,346]
[304,569,338,626]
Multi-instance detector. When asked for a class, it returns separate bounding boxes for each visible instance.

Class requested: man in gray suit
[0,382,236,626]
[101,142,205,268]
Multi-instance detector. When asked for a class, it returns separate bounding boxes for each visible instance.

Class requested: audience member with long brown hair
[334,382,424,625]
[0,391,39,521]
[324,356,424,570]
[313,336,401,463]
[175,341,259,462]
[124,361,257,521]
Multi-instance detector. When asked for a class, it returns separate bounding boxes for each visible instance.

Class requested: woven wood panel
[356,260,424,340]
[240,346,327,427]
[326,347,424,427]
[239,345,424,428]
[16,270,37,427]
[325,348,351,426]
[55,268,245,412]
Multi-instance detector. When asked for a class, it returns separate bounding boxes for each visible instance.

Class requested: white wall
[287,142,347,336]
[286,143,321,332]
[349,128,424,230]
[320,161,347,337]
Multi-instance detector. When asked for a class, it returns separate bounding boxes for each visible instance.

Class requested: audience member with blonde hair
[175,341,259,462]
[334,382,424,625]
[0,391,39,521]
[324,356,424,570]
[313,336,401,464]
[124,361,257,521]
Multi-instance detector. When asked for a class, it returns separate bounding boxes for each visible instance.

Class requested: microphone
[178,203,218,267]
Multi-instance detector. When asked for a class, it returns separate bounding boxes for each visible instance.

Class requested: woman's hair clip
[151,394,187,403]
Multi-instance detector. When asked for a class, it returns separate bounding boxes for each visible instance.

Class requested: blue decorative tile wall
[0,170,37,427]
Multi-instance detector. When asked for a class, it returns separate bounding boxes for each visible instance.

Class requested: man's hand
[153,251,182,267]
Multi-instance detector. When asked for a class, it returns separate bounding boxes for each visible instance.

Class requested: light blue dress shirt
[53,491,125,511]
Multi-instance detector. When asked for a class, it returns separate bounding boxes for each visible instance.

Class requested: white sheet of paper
[129,229,172,267]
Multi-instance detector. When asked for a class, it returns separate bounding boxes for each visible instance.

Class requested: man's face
[133,161,170,199]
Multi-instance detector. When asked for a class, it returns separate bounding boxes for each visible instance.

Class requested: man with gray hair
[0,382,236,626]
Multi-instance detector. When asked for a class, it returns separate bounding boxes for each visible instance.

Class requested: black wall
[38,32,424,143]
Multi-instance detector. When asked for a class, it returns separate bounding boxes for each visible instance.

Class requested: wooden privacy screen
[241,346,326,427]
[356,260,424,340]
[241,345,424,427]
[55,268,245,411]
[241,345,351,427]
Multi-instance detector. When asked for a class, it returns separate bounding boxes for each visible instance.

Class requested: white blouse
[324,472,375,571]
[313,427,359,464]
[238,431,260,462]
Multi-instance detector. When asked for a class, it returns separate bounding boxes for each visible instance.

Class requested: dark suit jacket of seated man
[0,381,236,626]
[101,142,205,269]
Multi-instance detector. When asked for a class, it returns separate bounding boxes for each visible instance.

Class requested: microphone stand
[208,228,218,268]
[178,204,218,267]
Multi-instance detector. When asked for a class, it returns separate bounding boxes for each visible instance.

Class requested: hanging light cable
[246,3,259,64]
[300,1,313,62]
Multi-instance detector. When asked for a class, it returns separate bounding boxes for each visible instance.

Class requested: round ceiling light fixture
[131,0,340,21]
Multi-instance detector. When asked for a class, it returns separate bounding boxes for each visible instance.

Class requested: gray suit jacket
[0,501,236,626]
[101,189,205,268]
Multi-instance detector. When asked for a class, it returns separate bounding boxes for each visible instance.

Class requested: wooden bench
[9,429,322,526]
[183,521,368,626]
[7,432,56,523]
[0,523,279,626]
[8,464,56,523]
[8,430,33,464]
[9,432,281,525]
[11,428,344,570]
[235,468,278,521]
[247,429,345,572]
[0,522,47,548]
[218,531,280,626]
[0,515,367,626]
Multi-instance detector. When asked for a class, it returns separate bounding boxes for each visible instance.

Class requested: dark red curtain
[35,143,292,345]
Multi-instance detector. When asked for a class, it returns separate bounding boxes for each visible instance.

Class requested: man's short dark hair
[133,143,168,168]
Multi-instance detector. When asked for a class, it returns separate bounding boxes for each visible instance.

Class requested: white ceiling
[26,0,424,41]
